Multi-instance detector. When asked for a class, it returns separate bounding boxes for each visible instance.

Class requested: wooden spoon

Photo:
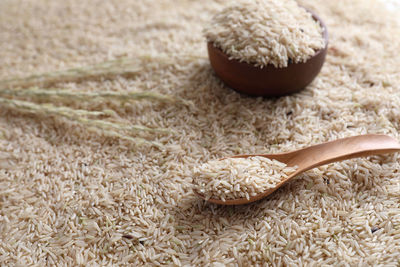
[196,134,400,205]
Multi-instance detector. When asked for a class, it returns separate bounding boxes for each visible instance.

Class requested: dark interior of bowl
[207,9,329,97]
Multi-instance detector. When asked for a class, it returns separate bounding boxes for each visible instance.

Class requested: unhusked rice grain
[204,0,326,68]
[193,157,297,201]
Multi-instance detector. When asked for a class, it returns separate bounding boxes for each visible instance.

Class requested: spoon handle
[289,134,400,172]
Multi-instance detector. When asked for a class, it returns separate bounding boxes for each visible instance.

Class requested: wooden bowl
[207,8,329,97]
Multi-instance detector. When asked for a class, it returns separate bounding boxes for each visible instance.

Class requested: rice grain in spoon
[194,134,400,205]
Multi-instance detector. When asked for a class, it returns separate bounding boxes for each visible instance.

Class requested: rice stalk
[0,97,172,134]
[0,97,112,118]
[0,127,5,140]
[87,127,163,149]
[0,88,192,106]
[0,54,203,89]
[0,97,168,147]
[0,58,145,89]
[77,117,173,135]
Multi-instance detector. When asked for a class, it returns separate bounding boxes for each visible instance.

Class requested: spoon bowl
[195,134,400,205]
[207,8,329,97]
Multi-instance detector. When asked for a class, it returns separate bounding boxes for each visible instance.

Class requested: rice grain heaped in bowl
[193,156,297,201]
[204,0,326,68]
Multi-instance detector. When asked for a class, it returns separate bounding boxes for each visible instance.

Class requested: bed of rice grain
[1,0,400,266]
[194,157,297,201]
[204,0,326,68]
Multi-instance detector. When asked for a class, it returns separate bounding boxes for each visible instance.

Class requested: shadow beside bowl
[207,9,329,97]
